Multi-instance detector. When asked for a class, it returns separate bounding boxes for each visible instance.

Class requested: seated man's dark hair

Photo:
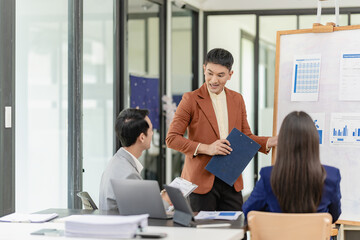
[115,108,150,147]
[204,48,234,71]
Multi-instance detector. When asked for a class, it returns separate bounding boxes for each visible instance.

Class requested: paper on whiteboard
[330,113,360,146]
[309,112,325,145]
[291,55,321,102]
[339,53,360,101]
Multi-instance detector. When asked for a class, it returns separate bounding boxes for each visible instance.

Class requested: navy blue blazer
[243,165,341,223]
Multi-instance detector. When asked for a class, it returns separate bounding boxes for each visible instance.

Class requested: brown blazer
[166,83,269,194]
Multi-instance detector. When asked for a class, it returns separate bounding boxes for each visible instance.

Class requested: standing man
[99,108,169,211]
[166,48,277,212]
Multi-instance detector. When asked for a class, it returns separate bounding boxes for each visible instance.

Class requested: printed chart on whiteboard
[291,55,321,102]
[339,53,360,101]
[330,113,360,145]
[309,113,325,145]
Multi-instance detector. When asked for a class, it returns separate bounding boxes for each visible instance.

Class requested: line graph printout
[330,113,360,146]
[309,113,325,145]
[291,55,321,102]
[339,53,360,101]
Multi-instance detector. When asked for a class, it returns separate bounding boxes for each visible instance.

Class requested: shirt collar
[122,148,144,173]
[207,85,226,100]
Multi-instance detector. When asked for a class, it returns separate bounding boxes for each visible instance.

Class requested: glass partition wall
[170,5,195,180]
[82,0,114,208]
[128,0,161,181]
[15,0,68,212]
[257,15,297,172]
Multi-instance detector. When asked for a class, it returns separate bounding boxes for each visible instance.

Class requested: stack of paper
[64,214,148,238]
[0,213,58,223]
[169,177,198,197]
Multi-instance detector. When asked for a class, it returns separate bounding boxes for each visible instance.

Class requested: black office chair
[77,191,98,210]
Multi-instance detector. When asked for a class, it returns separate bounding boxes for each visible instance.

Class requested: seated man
[99,108,170,211]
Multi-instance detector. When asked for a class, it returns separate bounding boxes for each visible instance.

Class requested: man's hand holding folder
[205,128,261,186]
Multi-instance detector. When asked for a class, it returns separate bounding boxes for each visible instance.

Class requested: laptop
[164,185,232,227]
[111,179,173,219]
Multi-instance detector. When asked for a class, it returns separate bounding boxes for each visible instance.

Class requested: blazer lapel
[225,87,237,134]
[195,84,220,139]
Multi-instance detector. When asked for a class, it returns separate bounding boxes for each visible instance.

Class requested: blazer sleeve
[166,93,199,156]
[328,168,342,223]
[242,170,268,218]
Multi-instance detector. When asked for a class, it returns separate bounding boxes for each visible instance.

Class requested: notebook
[111,179,173,219]
[205,128,261,186]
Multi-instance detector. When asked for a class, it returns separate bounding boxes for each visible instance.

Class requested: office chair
[76,192,98,210]
[247,211,332,240]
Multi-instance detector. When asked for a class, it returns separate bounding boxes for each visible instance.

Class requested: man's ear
[138,133,145,143]
[203,64,206,72]
[228,70,234,80]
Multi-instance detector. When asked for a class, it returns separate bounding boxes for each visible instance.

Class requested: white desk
[0,222,244,240]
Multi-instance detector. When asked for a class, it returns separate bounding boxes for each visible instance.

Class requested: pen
[196,223,231,228]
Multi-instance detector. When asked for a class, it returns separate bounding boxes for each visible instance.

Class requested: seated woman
[243,111,341,223]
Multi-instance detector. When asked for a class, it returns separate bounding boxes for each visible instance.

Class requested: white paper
[339,53,360,101]
[0,213,58,223]
[64,214,148,225]
[330,113,360,145]
[169,177,197,197]
[291,55,321,101]
[194,211,242,221]
[309,112,326,145]
[64,214,148,238]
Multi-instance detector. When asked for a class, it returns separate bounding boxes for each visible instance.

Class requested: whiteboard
[273,25,360,222]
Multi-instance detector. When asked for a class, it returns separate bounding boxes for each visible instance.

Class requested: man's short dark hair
[204,48,234,71]
[115,108,150,147]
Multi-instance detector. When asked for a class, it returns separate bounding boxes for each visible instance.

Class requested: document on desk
[205,128,261,186]
[194,211,242,221]
[64,214,149,238]
[168,177,198,197]
[0,213,58,223]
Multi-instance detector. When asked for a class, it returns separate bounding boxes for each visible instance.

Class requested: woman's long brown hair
[271,111,326,213]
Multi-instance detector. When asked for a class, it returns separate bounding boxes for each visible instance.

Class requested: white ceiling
[184,0,360,11]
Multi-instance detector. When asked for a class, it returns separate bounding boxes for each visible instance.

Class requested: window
[170,5,194,180]
[258,15,297,170]
[128,0,161,181]
[83,0,113,207]
[16,0,68,212]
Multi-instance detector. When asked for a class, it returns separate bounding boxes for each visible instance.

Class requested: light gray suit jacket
[99,147,142,211]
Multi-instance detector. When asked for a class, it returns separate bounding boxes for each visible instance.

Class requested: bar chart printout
[309,113,325,145]
[330,113,360,145]
[291,54,321,102]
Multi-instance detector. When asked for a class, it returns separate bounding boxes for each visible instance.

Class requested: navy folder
[205,128,261,186]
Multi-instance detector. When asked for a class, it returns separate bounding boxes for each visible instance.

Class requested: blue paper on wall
[205,128,261,186]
